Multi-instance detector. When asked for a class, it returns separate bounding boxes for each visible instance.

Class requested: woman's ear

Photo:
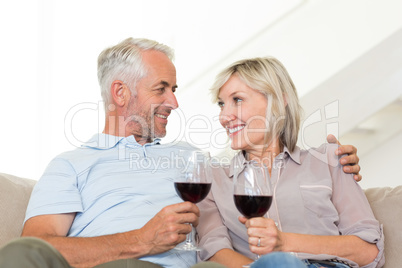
[111,80,130,107]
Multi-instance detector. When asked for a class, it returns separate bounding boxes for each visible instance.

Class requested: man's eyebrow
[159,80,178,89]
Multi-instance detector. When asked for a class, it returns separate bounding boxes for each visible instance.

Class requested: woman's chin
[230,142,244,151]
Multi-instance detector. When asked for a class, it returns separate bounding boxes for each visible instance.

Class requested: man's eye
[158,88,166,93]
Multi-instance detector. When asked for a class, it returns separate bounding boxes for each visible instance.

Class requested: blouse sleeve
[196,165,234,261]
[327,144,385,268]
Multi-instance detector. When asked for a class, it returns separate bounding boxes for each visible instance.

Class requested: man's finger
[354,174,363,182]
[168,202,200,216]
[176,223,193,235]
[343,163,361,174]
[327,134,341,145]
[340,154,359,165]
[336,144,358,156]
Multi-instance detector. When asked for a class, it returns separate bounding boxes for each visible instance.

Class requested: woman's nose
[219,109,236,126]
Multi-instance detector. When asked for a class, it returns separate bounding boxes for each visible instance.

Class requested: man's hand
[135,201,199,256]
[327,134,362,182]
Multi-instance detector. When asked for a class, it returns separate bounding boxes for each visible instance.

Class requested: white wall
[0,0,302,180]
[359,130,402,189]
[1,0,401,187]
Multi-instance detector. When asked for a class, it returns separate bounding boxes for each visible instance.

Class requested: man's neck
[132,134,153,145]
[102,128,153,146]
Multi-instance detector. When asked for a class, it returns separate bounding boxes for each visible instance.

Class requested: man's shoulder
[45,146,95,174]
[159,140,201,151]
[54,146,94,160]
[48,134,114,175]
[301,143,338,154]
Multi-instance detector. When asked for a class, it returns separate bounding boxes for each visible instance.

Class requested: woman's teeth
[228,125,245,134]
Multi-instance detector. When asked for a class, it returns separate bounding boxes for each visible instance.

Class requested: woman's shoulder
[300,143,340,168]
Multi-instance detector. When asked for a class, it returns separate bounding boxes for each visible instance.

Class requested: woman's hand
[239,216,285,255]
[327,134,362,182]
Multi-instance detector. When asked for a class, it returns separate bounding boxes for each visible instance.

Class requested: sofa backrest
[0,173,36,248]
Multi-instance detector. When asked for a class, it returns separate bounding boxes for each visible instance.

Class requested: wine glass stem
[185,223,194,245]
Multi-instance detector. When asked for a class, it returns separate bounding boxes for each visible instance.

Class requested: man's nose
[165,89,179,109]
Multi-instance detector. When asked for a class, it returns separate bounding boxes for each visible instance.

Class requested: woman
[197,57,384,268]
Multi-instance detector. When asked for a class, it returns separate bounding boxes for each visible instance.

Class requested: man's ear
[111,80,130,107]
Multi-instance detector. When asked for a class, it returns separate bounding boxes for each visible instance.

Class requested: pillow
[365,185,402,268]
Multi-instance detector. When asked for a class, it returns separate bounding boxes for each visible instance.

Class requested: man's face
[125,50,178,143]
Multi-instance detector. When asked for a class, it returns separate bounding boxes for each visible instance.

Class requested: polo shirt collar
[81,133,161,150]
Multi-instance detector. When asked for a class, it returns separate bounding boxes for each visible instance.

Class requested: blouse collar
[228,145,301,178]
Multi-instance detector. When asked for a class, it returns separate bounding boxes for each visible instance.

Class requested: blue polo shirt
[25,133,197,267]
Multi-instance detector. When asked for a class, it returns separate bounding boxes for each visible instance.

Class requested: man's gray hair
[97,37,174,111]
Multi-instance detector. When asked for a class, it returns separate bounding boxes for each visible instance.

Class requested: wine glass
[174,150,212,251]
[233,161,273,267]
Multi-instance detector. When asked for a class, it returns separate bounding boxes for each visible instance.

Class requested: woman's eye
[234,97,242,103]
[217,101,224,108]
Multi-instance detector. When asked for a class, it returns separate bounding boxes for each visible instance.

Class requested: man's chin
[154,129,167,139]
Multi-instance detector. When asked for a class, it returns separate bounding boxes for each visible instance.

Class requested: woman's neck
[245,139,282,176]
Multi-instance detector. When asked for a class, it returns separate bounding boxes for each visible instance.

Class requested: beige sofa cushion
[365,185,402,268]
[0,173,36,248]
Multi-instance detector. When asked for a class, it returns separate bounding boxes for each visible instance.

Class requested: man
[0,38,361,268]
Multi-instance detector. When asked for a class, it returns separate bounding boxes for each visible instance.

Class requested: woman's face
[218,74,269,152]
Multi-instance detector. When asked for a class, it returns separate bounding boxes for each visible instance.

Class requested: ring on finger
[257,238,261,247]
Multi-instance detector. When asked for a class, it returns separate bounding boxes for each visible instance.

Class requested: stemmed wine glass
[233,161,273,267]
[174,150,212,251]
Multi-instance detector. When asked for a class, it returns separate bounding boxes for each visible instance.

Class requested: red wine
[174,182,211,203]
[234,195,272,218]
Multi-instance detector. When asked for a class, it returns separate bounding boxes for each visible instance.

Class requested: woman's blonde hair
[210,57,302,152]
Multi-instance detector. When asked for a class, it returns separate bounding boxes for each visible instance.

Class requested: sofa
[0,172,401,267]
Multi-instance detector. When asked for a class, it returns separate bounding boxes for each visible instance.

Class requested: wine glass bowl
[233,161,273,267]
[174,150,212,251]
[174,178,211,204]
[233,194,272,219]
[233,162,273,218]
